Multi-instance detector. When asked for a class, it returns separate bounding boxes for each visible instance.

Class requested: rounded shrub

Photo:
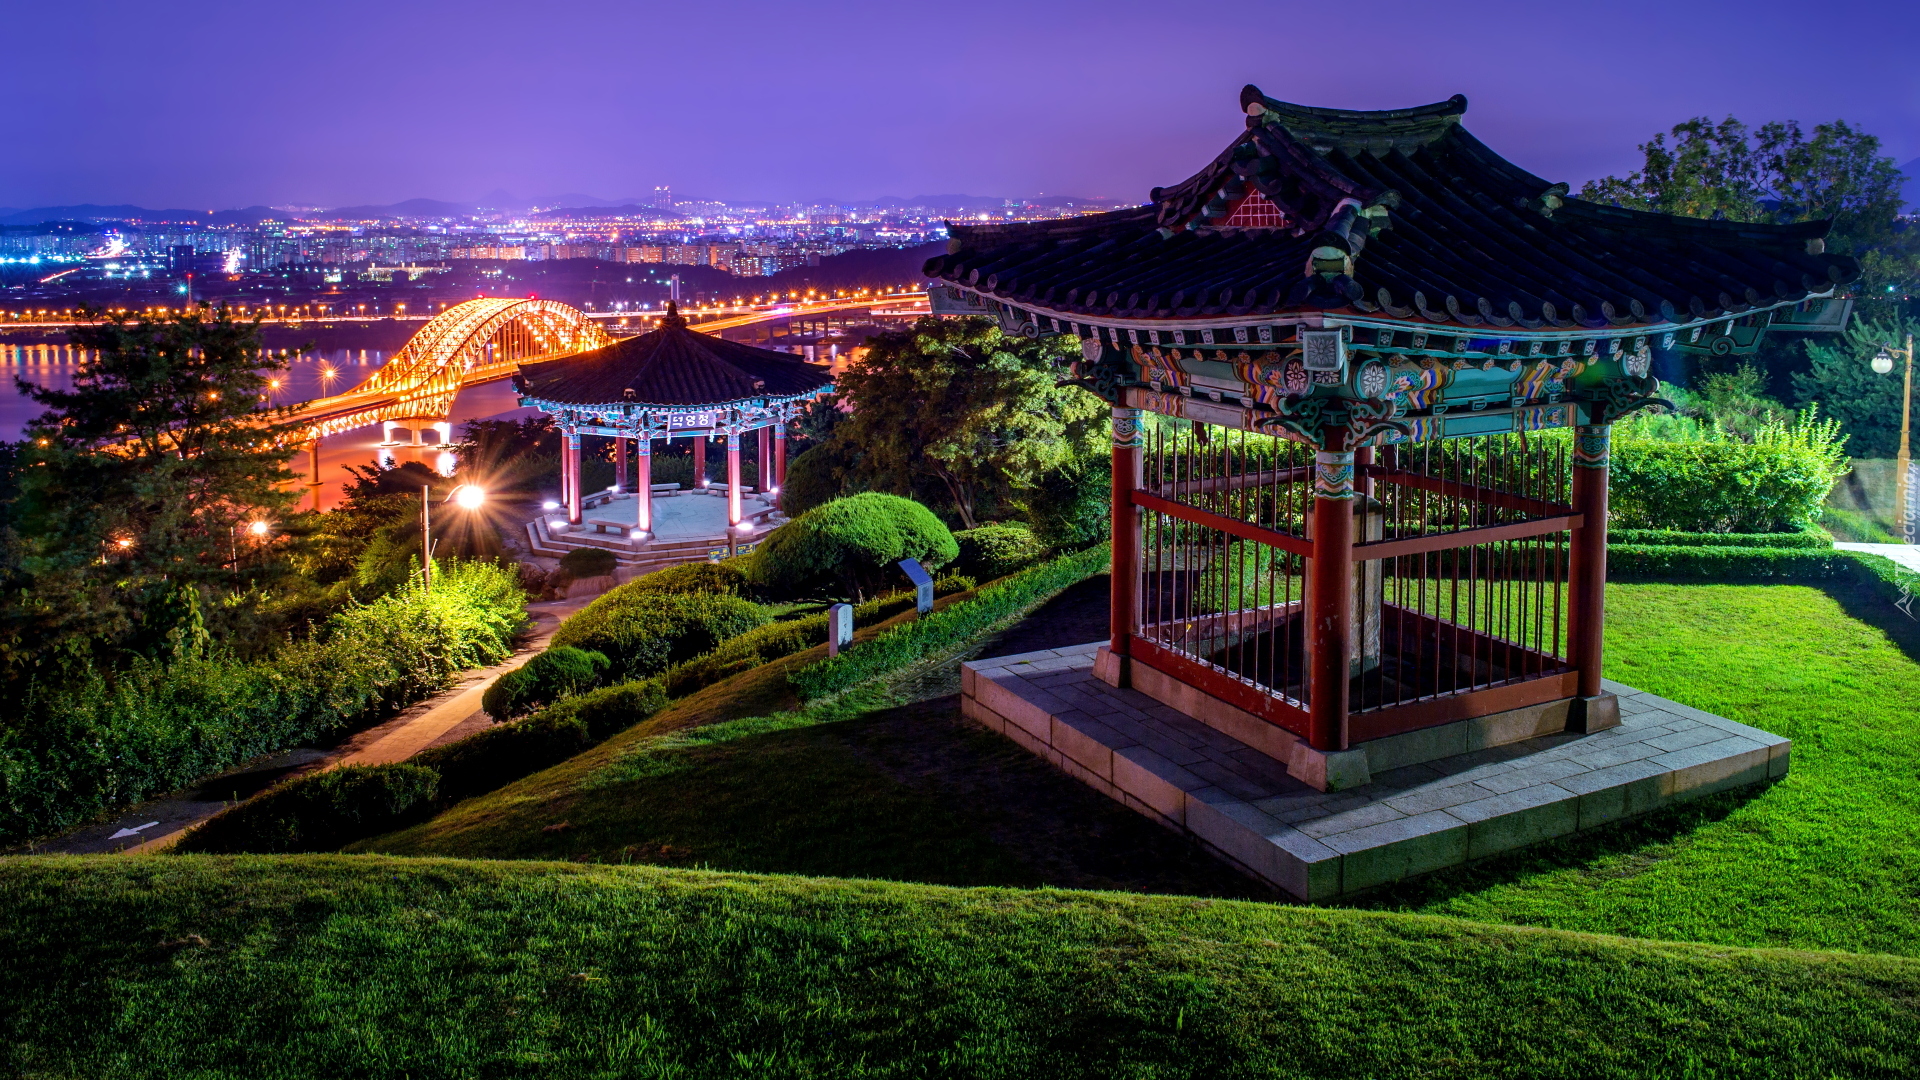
[624,558,754,598]
[753,492,958,600]
[481,645,611,720]
[779,443,852,518]
[551,588,770,680]
[558,547,618,579]
[953,522,1047,581]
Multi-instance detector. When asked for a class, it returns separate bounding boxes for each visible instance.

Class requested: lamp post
[423,485,488,590]
[1873,335,1914,543]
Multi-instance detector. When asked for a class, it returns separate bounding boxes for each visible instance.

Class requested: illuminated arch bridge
[289,297,613,442]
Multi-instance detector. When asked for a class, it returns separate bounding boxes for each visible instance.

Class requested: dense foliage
[419,679,666,803]
[0,559,523,842]
[1795,315,1919,458]
[551,587,770,680]
[1605,412,1850,532]
[1,307,301,684]
[618,558,754,598]
[174,764,440,854]
[812,317,1106,529]
[753,493,958,601]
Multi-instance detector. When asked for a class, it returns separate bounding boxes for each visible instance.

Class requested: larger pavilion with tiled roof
[929,86,1856,895]
[513,302,833,537]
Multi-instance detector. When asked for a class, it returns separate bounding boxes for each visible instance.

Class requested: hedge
[1607,545,1920,611]
[788,543,1109,702]
[1607,529,1830,549]
[0,560,524,844]
[952,523,1049,581]
[173,764,440,854]
[551,589,770,680]
[177,680,671,854]
[659,586,958,699]
[417,680,667,803]
[1606,438,1842,533]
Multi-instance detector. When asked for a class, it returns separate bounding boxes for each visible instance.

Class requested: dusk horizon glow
[9,0,1920,211]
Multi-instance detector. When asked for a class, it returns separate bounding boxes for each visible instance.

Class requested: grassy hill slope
[4,855,1916,1079]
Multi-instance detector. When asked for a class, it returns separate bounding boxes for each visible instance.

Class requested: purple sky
[8,0,1917,210]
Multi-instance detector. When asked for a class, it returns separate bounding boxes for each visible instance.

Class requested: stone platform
[961,642,1789,901]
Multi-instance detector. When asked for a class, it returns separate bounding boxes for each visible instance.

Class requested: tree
[1581,115,1915,312]
[829,317,1106,529]
[1,306,300,680]
[1794,315,1917,458]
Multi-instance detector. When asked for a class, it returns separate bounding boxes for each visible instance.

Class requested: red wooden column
[1306,430,1354,751]
[773,423,788,492]
[565,431,583,525]
[1568,423,1611,699]
[726,432,743,526]
[634,435,653,537]
[614,436,629,491]
[1108,406,1143,683]
[693,434,708,487]
[757,426,771,492]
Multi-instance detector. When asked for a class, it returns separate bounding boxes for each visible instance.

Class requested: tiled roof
[925,86,1860,330]
[515,305,832,407]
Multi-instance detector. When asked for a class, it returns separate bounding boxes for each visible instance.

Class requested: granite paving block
[1332,812,1470,891]
[960,649,1786,902]
[1297,799,1407,839]
[1468,757,1591,795]
[1383,780,1491,816]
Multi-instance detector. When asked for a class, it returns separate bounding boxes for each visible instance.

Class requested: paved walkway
[1835,542,1920,573]
[31,595,593,856]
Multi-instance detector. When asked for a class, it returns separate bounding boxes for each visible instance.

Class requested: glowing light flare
[451,485,487,510]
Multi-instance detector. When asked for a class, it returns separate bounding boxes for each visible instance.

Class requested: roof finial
[660,300,687,330]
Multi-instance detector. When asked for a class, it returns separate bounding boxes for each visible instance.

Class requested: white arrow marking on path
[109,821,162,840]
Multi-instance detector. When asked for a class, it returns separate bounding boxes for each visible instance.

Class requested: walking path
[32,595,592,856]
[1834,542,1920,574]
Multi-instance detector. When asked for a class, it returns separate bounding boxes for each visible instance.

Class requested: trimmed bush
[753,493,959,600]
[0,560,523,844]
[173,764,439,854]
[789,543,1108,701]
[552,588,770,680]
[934,573,977,596]
[779,442,854,518]
[621,559,755,598]
[1607,438,1844,533]
[1608,544,1857,580]
[558,547,618,578]
[1607,529,1830,549]
[418,680,667,802]
[953,523,1048,581]
[481,645,611,720]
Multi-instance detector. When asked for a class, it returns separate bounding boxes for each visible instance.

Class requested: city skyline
[11,0,1919,211]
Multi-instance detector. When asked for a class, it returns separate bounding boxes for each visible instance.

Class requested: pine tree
[1,306,300,680]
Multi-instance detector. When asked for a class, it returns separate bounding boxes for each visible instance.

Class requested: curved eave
[941,281,1840,341]
[516,383,832,415]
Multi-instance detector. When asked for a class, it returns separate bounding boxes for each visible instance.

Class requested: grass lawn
[4,855,1916,1079]
[1357,582,1920,957]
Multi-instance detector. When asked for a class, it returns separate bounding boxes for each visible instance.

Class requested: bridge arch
[301,297,612,439]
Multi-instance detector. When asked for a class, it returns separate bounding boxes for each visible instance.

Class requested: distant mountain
[1902,157,1920,213]
[0,204,289,226]
[529,203,681,221]
[313,198,476,220]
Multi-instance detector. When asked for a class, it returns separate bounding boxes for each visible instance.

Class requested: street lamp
[422,484,487,589]
[1873,335,1915,543]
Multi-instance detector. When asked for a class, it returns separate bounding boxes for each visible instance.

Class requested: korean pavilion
[928,86,1857,788]
[512,303,833,537]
